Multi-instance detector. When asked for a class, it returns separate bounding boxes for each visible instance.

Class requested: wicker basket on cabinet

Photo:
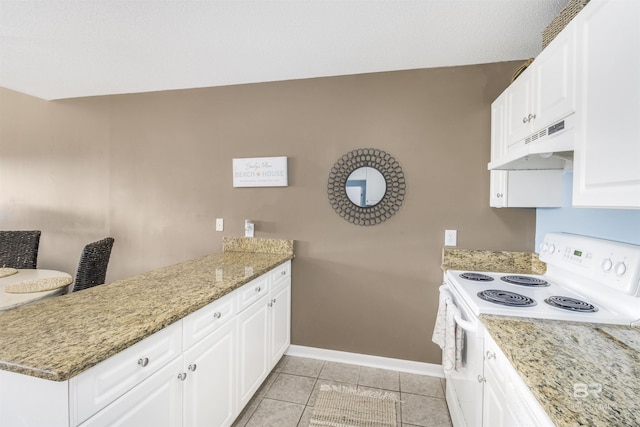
[542,0,590,48]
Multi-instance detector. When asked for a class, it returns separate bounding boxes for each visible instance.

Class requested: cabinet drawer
[70,322,182,425]
[270,261,291,290]
[237,275,269,312]
[182,291,236,350]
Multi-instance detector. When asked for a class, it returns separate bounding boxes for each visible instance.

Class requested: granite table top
[0,246,292,381]
[482,315,640,427]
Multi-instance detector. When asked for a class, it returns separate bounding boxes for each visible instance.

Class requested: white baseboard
[285,345,444,378]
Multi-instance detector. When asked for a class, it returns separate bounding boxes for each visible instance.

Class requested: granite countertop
[441,248,546,274]
[482,315,640,427]
[0,237,293,382]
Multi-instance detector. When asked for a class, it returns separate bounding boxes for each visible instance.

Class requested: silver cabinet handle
[178,372,187,381]
[188,364,197,372]
[486,351,496,360]
[281,270,286,276]
[138,357,149,367]
[255,286,261,292]
[496,193,503,198]
[213,312,222,319]
[522,116,528,124]
[478,375,486,383]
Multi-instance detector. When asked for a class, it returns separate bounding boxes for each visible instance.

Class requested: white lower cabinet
[237,291,270,409]
[183,318,237,427]
[269,279,291,367]
[1,260,292,427]
[80,357,184,427]
[268,261,292,368]
[482,330,554,427]
[482,333,515,427]
[71,321,184,425]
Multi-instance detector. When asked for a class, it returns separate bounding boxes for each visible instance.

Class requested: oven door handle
[440,284,477,332]
[452,308,476,332]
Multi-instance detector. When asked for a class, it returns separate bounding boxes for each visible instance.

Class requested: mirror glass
[346,167,386,207]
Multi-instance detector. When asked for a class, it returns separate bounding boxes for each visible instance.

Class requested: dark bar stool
[71,237,115,292]
[0,230,41,269]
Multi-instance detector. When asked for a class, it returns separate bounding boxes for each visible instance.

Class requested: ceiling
[0,1,567,101]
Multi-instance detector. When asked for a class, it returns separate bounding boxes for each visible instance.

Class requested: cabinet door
[491,92,507,162]
[573,0,640,208]
[237,294,270,410]
[489,171,508,208]
[269,280,291,367]
[183,318,237,427]
[505,69,534,146]
[80,357,183,427]
[533,23,576,130]
[482,363,508,427]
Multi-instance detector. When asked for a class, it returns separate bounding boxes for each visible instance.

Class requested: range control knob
[601,258,613,272]
[614,262,628,277]
[548,244,556,254]
[540,243,549,253]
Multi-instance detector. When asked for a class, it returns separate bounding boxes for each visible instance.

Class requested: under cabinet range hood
[489,114,575,170]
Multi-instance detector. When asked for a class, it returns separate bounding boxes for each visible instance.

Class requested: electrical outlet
[244,220,254,238]
[215,218,224,231]
[445,230,457,246]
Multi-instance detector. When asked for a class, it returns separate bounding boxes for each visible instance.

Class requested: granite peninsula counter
[482,315,640,426]
[0,237,293,382]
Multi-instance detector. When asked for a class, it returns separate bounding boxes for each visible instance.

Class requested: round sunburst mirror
[327,148,406,226]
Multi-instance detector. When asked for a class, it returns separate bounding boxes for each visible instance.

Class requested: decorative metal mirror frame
[327,148,406,226]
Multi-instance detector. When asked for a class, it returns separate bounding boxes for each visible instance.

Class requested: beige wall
[0,61,535,364]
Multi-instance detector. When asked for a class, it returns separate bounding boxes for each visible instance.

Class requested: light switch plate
[445,230,457,246]
[216,218,224,231]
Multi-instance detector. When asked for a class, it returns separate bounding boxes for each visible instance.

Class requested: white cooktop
[446,270,631,325]
[446,233,640,326]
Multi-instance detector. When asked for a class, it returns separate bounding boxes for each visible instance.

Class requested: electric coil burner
[545,296,598,313]
[477,289,536,307]
[500,275,549,287]
[459,272,494,282]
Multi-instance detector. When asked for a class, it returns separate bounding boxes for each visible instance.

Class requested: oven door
[441,281,484,427]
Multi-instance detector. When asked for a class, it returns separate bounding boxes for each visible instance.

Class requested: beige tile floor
[232,355,453,427]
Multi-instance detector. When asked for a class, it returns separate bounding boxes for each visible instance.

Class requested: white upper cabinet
[490,82,563,208]
[504,66,535,147]
[492,22,576,169]
[490,0,639,209]
[532,24,576,134]
[572,0,640,208]
[491,91,508,162]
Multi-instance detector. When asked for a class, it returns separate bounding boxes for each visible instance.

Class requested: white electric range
[440,232,640,427]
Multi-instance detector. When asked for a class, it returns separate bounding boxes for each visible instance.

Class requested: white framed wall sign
[232,156,288,187]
